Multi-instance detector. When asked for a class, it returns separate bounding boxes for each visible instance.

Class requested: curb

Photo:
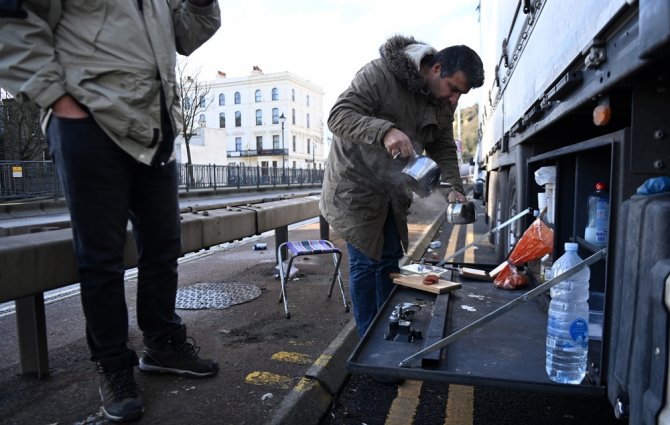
[267,204,447,425]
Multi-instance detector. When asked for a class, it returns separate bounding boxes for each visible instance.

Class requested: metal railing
[1,161,324,201]
[0,161,63,201]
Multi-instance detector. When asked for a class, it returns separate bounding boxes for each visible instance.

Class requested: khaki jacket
[0,0,220,165]
[320,35,462,261]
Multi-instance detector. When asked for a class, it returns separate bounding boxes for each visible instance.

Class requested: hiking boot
[98,365,143,422]
[139,336,219,378]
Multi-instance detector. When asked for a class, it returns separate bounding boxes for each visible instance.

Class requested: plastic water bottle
[584,182,609,247]
[545,242,590,384]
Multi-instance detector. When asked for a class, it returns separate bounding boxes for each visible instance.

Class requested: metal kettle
[400,151,442,198]
[445,201,477,224]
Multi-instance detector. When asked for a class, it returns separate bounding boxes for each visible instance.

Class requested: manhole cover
[175,282,261,310]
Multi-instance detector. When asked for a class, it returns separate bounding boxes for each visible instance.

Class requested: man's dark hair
[422,45,485,89]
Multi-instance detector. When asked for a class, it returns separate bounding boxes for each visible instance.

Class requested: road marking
[385,380,423,425]
[442,224,475,425]
[444,224,461,260]
[464,223,475,263]
[444,385,474,425]
[245,371,292,389]
[271,351,312,364]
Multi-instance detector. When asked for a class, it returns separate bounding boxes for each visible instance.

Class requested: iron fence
[0,160,324,202]
[0,161,63,201]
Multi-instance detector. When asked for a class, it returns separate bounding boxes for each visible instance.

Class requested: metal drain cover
[175,282,261,310]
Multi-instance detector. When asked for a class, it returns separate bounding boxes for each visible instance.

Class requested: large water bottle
[545,242,590,384]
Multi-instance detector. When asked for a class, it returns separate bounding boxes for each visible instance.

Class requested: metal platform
[347,268,605,395]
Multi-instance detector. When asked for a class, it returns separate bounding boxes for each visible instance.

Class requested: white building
[175,67,326,172]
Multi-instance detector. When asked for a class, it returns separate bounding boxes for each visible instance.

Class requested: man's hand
[383,128,414,158]
[448,190,467,203]
[52,95,88,119]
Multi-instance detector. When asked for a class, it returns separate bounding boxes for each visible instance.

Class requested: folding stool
[276,239,349,319]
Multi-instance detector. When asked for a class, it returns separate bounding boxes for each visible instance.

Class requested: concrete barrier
[0,196,321,377]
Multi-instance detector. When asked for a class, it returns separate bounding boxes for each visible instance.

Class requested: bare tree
[175,57,212,187]
[0,89,47,161]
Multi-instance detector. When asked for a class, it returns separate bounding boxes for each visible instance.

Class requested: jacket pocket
[59,1,107,55]
[332,181,386,221]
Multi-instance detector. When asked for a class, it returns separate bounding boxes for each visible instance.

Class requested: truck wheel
[504,168,519,257]
[493,168,509,262]
[487,170,500,244]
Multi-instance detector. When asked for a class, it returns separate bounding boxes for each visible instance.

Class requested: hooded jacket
[320,35,463,261]
[0,0,221,166]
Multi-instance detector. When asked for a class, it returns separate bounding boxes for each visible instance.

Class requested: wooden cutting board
[390,273,461,294]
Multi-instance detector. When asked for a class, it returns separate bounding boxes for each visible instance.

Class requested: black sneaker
[98,365,144,422]
[139,337,219,378]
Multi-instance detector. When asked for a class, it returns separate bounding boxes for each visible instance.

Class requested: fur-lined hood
[379,35,436,93]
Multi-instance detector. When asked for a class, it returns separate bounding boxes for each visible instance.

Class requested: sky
[186,0,483,114]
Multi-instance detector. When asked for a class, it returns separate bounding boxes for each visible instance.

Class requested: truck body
[347,1,669,423]
[478,0,670,422]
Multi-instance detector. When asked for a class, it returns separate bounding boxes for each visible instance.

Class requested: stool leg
[330,251,350,313]
[277,243,292,319]
[280,256,296,319]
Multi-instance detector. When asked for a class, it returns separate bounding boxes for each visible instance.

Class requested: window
[307,138,311,154]
[219,112,225,128]
[272,88,279,101]
[198,114,206,125]
[256,136,263,151]
[199,95,206,108]
[255,89,262,102]
[306,94,310,107]
[292,108,296,124]
[272,108,279,124]
[235,111,241,127]
[292,135,296,152]
[218,93,225,106]
[273,135,280,150]
[306,113,310,128]
[184,97,191,109]
[235,137,242,151]
[291,89,295,101]
[234,92,241,104]
[255,109,262,125]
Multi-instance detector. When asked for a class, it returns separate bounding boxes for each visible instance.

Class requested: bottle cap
[564,242,578,251]
[595,182,607,191]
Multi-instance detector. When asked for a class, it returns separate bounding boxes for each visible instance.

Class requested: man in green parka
[320,35,484,337]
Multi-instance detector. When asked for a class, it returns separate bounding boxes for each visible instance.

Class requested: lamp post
[279,113,286,182]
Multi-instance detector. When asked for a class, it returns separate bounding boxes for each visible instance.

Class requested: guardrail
[0,195,326,377]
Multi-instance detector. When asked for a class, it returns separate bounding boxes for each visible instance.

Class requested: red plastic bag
[493,217,553,289]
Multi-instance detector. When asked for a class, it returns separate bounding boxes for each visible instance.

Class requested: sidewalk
[0,191,448,425]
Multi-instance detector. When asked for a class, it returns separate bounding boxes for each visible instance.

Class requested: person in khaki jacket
[0,1,220,421]
[321,35,484,339]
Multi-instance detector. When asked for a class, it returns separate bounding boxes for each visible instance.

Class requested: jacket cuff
[32,82,67,110]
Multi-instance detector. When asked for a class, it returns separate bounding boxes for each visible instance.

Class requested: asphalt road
[0,190,628,424]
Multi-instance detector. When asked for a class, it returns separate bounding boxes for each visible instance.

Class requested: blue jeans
[347,211,403,338]
[47,115,183,371]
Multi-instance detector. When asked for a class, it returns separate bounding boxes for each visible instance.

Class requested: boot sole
[138,360,218,378]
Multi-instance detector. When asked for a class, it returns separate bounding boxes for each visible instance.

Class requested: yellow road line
[444,225,475,425]
[464,223,475,263]
[444,385,474,425]
[270,351,312,364]
[244,371,292,389]
[385,380,423,425]
[444,224,461,260]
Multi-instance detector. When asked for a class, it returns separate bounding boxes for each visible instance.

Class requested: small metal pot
[445,201,477,224]
[401,153,442,197]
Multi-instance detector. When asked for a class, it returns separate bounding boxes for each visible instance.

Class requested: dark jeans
[346,210,403,338]
[47,115,183,371]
